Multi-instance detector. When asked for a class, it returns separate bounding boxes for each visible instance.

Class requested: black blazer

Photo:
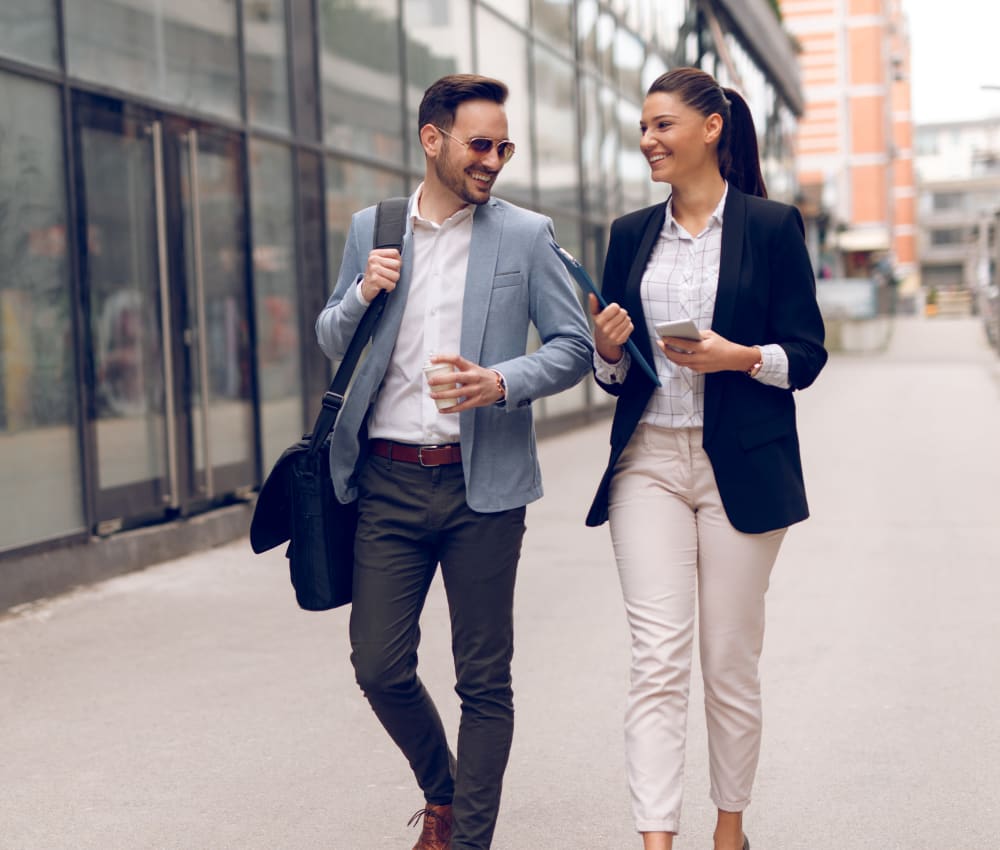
[586,187,827,534]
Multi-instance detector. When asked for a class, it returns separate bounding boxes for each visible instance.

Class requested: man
[315,75,592,850]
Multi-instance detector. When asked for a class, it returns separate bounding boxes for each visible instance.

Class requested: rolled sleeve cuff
[754,343,790,389]
[593,349,630,385]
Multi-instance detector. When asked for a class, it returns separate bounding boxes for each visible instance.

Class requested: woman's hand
[657,330,760,374]
[588,294,633,364]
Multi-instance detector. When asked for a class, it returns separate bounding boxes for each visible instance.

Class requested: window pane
[326,159,406,296]
[65,0,240,120]
[245,0,292,133]
[577,0,599,68]
[479,0,527,27]
[619,98,650,210]
[319,0,404,162]
[476,9,533,205]
[0,0,59,69]
[250,141,303,471]
[614,27,645,99]
[579,74,604,218]
[404,0,473,171]
[599,84,623,216]
[0,73,84,550]
[533,45,579,212]
[532,0,572,50]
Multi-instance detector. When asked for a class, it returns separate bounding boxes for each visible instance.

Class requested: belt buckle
[417,445,444,467]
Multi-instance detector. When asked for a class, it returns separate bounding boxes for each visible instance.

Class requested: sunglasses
[435,126,516,162]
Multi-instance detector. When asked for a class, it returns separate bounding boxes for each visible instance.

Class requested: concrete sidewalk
[2,317,999,849]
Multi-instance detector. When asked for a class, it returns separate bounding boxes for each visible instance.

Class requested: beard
[433,145,495,206]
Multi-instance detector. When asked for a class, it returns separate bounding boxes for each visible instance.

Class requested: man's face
[432,100,511,206]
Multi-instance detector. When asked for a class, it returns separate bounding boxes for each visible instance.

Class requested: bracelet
[746,347,763,378]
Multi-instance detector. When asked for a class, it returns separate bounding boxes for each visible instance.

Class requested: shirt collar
[410,182,474,229]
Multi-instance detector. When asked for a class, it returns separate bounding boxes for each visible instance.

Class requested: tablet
[653,318,702,341]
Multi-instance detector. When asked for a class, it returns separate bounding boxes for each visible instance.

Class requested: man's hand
[360,248,401,302]
[426,354,505,412]
[588,293,632,363]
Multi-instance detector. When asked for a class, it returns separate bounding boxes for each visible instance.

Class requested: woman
[586,68,827,850]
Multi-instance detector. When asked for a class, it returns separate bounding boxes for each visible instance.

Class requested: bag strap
[307,196,409,453]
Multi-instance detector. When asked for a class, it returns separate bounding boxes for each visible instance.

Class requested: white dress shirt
[595,184,790,427]
[356,184,472,445]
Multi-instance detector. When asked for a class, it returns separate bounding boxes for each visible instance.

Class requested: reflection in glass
[533,45,579,212]
[250,141,303,472]
[179,132,254,489]
[532,0,572,50]
[642,53,668,93]
[599,85,622,217]
[656,0,687,57]
[479,0,528,27]
[614,28,645,99]
[319,0,404,161]
[326,158,406,298]
[475,9,533,205]
[0,74,83,549]
[579,74,604,218]
[0,0,59,69]
[245,0,292,132]
[404,0,472,171]
[65,0,240,120]
[596,12,616,81]
[79,120,168,494]
[619,98,650,210]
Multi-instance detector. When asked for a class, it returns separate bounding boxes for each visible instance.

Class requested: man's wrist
[491,369,507,405]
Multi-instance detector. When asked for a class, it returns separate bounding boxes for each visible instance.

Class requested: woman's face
[639,91,721,185]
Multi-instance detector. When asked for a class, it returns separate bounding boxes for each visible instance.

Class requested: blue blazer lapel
[460,199,504,362]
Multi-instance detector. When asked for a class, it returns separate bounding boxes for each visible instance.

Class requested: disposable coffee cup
[422,362,459,409]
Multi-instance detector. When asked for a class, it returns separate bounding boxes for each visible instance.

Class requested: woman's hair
[418,74,509,134]
[647,67,767,199]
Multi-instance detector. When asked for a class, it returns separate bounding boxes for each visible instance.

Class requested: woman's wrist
[596,342,624,364]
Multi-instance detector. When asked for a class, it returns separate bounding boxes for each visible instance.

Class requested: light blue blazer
[316,195,593,513]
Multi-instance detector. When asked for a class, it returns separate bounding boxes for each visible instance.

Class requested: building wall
[914,117,1000,301]
[782,0,916,282]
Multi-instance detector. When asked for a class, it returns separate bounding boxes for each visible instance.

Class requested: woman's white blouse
[594,184,790,427]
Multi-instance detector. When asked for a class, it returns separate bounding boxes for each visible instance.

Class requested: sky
[903,0,1000,124]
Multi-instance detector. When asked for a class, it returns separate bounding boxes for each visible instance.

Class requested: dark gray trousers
[349,453,526,850]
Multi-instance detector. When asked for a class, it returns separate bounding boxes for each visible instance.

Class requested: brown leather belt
[369,439,462,467]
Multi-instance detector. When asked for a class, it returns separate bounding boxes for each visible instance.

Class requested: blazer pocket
[738,416,795,451]
[492,271,524,289]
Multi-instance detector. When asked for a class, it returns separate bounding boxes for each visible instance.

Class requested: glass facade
[0,74,84,549]
[0,0,803,565]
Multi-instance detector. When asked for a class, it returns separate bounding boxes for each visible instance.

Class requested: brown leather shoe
[407,803,452,850]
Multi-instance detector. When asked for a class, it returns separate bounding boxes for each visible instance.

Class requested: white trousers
[608,425,786,834]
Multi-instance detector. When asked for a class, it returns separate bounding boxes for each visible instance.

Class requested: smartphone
[654,318,702,341]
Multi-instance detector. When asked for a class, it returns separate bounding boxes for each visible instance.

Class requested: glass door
[173,121,256,504]
[74,95,257,530]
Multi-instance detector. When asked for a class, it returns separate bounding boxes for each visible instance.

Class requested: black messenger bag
[249,197,408,611]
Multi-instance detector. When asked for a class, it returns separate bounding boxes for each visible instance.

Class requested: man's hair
[417,74,509,135]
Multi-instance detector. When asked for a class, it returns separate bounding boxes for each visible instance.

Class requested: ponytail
[719,88,767,199]
[647,69,768,199]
